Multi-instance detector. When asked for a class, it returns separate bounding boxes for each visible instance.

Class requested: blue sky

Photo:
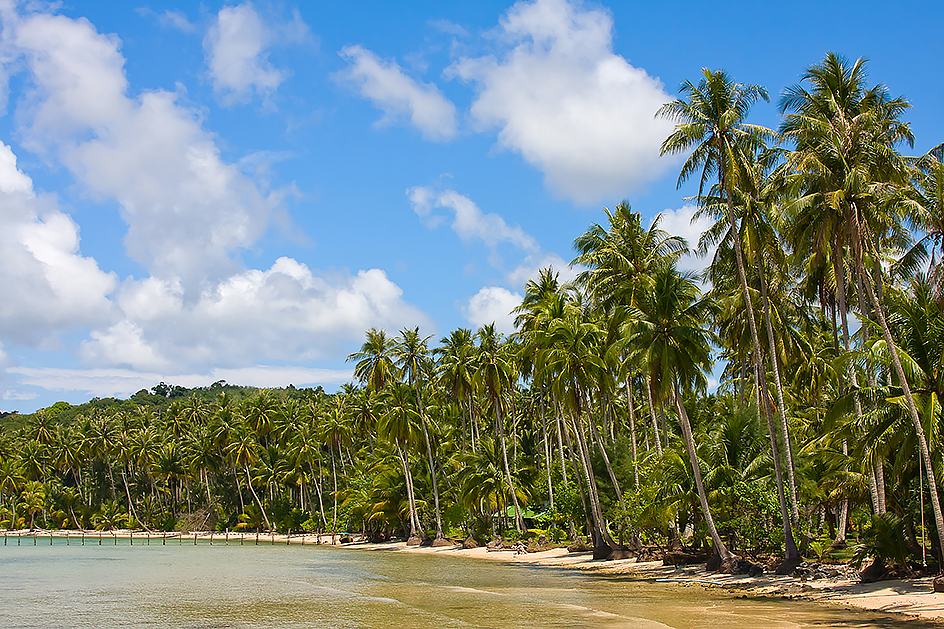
[0,0,941,411]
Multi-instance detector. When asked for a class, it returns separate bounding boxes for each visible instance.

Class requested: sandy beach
[346,539,944,624]
[7,528,944,624]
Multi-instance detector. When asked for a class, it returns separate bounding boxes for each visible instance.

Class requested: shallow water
[0,538,933,628]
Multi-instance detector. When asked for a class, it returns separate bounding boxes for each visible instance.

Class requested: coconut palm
[627,265,737,570]
[779,52,944,555]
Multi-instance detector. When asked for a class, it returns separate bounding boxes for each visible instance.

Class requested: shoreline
[6,529,944,623]
[347,539,944,624]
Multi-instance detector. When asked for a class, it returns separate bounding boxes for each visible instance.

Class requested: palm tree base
[406,535,422,546]
[431,536,453,547]
[592,541,614,560]
[775,556,802,575]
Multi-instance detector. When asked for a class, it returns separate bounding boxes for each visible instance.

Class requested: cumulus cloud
[9,365,353,399]
[448,0,674,204]
[408,186,537,254]
[0,7,429,397]
[655,205,713,275]
[465,286,521,334]
[12,12,279,291]
[337,45,457,141]
[79,261,430,372]
[204,3,304,105]
[0,141,117,346]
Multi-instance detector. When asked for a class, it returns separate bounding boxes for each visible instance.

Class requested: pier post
[130,531,133,546]
[255,532,259,545]
[33,534,36,546]
[98,532,102,545]
[209,531,213,545]
[66,532,69,546]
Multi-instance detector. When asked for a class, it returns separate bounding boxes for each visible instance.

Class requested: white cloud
[9,365,353,399]
[78,261,430,372]
[337,45,457,141]
[204,3,293,105]
[159,9,196,33]
[464,286,521,334]
[448,0,674,204]
[0,142,117,346]
[13,10,280,291]
[0,7,431,383]
[655,204,713,275]
[407,187,537,254]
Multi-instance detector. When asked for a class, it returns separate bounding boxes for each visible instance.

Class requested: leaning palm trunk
[831,236,861,546]
[724,185,798,562]
[645,379,663,456]
[494,401,525,534]
[851,222,944,557]
[569,413,611,550]
[415,391,444,541]
[244,465,271,531]
[673,380,735,568]
[755,247,800,523]
[625,377,640,489]
[309,462,329,528]
[397,445,421,540]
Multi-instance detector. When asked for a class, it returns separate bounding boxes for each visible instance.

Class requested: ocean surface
[0,536,929,628]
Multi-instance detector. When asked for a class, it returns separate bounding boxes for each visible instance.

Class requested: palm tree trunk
[415,388,444,540]
[310,462,328,528]
[625,377,639,489]
[397,445,420,540]
[540,396,554,512]
[494,401,525,534]
[645,379,663,455]
[755,246,800,523]
[673,380,734,567]
[245,465,271,530]
[853,239,944,558]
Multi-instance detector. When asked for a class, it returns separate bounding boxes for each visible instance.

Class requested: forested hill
[0,382,326,431]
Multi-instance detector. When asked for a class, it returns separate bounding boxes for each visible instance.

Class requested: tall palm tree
[394,327,448,544]
[627,265,737,570]
[659,69,800,566]
[779,53,944,556]
[476,324,525,534]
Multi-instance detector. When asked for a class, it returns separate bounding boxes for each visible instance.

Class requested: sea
[0,537,931,628]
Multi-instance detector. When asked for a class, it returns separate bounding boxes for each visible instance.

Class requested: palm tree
[659,69,800,567]
[779,53,944,556]
[348,328,397,394]
[476,324,526,534]
[627,265,737,570]
[394,327,448,544]
[436,328,477,454]
[378,382,424,542]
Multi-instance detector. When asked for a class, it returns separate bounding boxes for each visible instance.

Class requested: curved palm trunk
[309,462,329,528]
[397,445,421,540]
[832,239,858,546]
[625,377,640,489]
[245,465,271,531]
[723,183,798,562]
[673,380,734,568]
[755,246,800,523]
[645,379,663,456]
[494,400,525,534]
[415,390,444,541]
[852,232,944,558]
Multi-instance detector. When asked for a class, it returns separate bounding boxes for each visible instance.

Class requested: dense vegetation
[2,54,943,575]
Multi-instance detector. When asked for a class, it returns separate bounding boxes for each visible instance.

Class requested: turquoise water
[0,539,933,628]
